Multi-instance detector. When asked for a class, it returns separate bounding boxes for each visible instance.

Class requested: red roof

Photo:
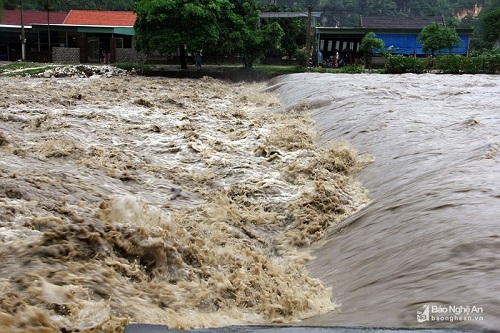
[63,10,136,26]
[1,10,68,25]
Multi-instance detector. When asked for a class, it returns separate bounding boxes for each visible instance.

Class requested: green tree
[3,0,134,10]
[359,0,397,15]
[317,0,359,28]
[279,18,305,62]
[402,0,453,16]
[211,0,283,67]
[134,0,233,69]
[38,0,61,12]
[259,5,305,63]
[418,22,462,56]
[4,0,37,9]
[481,8,500,49]
[134,0,283,68]
[359,32,384,68]
[54,0,134,10]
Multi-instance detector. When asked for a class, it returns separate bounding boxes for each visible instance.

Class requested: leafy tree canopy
[359,31,384,67]
[3,0,134,10]
[134,0,229,56]
[38,0,61,11]
[134,0,283,68]
[221,0,284,67]
[260,4,307,60]
[219,0,284,67]
[418,22,462,55]
[481,8,500,48]
[359,32,384,53]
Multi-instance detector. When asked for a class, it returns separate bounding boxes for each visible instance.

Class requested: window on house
[116,36,133,48]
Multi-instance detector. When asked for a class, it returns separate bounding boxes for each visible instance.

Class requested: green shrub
[483,54,500,74]
[114,63,144,71]
[435,54,464,74]
[385,55,424,74]
[340,64,364,73]
[461,56,484,74]
[294,49,308,68]
[432,54,500,74]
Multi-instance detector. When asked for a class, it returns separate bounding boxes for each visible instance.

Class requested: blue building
[315,16,473,62]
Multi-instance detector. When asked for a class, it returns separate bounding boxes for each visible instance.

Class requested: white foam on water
[271,73,500,329]
[0,75,367,331]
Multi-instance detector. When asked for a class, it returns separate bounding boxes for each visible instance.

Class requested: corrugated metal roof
[360,16,445,29]
[0,10,68,25]
[63,10,136,26]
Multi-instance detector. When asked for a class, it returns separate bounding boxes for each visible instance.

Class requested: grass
[113,62,306,73]
[1,61,375,78]
[0,61,42,71]
[0,62,58,76]
[249,65,306,73]
[113,62,370,74]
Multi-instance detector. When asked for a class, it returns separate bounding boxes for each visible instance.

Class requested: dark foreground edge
[123,324,499,333]
[144,69,283,82]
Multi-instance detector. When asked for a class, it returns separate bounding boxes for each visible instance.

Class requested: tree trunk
[243,55,253,68]
[179,44,187,70]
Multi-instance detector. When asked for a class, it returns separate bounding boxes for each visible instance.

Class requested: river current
[270,73,500,329]
[0,72,498,331]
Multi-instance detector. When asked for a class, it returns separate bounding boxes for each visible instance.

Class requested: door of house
[0,45,9,61]
[87,37,100,63]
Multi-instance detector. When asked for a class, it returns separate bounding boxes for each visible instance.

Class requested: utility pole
[47,9,51,62]
[305,4,312,68]
[20,0,26,61]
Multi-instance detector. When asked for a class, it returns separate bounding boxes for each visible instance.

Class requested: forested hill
[2,0,134,11]
[3,0,499,28]
[266,0,500,28]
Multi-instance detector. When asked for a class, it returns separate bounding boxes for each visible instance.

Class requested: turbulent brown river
[0,71,499,332]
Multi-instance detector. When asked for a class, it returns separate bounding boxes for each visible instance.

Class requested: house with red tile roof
[1,10,68,61]
[63,10,136,26]
[1,10,139,63]
[1,9,68,26]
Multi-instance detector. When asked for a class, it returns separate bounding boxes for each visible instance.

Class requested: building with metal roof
[315,15,473,65]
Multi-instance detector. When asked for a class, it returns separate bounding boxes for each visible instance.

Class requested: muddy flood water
[269,73,500,329]
[0,71,499,332]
